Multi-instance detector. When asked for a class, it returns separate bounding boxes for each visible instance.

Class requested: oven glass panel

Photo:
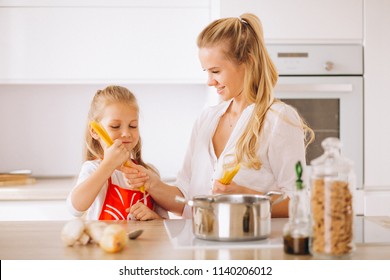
[280,99,340,164]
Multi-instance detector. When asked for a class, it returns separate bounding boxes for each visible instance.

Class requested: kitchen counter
[0,177,176,201]
[1,217,390,260]
[0,178,76,221]
[0,177,75,201]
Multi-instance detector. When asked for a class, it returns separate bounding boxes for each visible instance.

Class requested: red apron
[99,177,153,220]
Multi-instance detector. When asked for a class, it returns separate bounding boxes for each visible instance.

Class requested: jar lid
[310,137,353,175]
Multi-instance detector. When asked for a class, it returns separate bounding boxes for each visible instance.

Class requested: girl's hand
[102,139,130,169]
[212,180,257,195]
[126,202,161,221]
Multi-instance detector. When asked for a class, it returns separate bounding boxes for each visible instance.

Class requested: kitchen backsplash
[0,84,211,179]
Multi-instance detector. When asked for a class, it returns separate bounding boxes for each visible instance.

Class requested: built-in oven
[268,44,363,189]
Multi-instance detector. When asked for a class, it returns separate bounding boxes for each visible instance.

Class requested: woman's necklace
[227,113,233,128]
[226,112,235,128]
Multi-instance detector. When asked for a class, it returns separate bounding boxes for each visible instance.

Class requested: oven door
[274,76,363,190]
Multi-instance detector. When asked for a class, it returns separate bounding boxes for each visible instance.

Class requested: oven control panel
[267,44,363,76]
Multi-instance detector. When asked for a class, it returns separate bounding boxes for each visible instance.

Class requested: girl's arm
[70,140,129,212]
[70,160,116,212]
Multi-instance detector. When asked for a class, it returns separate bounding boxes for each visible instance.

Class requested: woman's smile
[216,87,225,95]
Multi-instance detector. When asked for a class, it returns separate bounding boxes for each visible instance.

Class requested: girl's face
[98,102,139,152]
[199,44,246,101]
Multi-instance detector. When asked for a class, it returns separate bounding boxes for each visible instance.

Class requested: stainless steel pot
[176,192,285,241]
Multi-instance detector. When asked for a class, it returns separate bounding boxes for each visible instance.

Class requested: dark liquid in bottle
[283,234,310,255]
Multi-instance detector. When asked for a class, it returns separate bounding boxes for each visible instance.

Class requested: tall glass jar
[310,137,355,258]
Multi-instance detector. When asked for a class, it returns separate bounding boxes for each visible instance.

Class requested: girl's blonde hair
[84,85,152,171]
[197,13,314,169]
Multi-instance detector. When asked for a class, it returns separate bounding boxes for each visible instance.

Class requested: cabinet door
[220,0,363,43]
[0,200,72,221]
[0,1,210,83]
[364,0,390,188]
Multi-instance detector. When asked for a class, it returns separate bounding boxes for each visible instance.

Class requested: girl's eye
[212,71,219,74]
[110,125,120,129]
[129,125,138,129]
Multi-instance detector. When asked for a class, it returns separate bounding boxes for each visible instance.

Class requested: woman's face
[199,45,246,101]
[97,102,139,152]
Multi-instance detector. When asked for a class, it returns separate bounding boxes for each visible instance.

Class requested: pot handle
[175,196,195,207]
[175,196,214,210]
[264,191,287,207]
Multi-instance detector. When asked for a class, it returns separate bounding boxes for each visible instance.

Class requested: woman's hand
[120,164,149,191]
[212,180,259,195]
[126,202,161,221]
[213,180,289,217]
[120,163,159,192]
[102,139,130,170]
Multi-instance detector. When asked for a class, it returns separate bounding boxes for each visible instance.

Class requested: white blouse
[175,100,306,218]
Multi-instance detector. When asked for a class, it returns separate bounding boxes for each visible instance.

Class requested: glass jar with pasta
[310,137,355,258]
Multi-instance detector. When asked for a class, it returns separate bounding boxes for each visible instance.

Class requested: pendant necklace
[227,113,233,128]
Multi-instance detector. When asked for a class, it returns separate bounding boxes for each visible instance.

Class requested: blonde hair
[197,13,314,169]
[84,85,152,171]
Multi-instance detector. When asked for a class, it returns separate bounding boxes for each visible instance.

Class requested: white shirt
[66,160,168,220]
[176,100,306,218]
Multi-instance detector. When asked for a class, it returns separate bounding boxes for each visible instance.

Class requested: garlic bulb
[85,221,108,244]
[99,224,128,253]
[61,219,85,246]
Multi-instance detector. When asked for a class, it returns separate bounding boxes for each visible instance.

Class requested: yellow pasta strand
[220,164,241,184]
[90,121,114,147]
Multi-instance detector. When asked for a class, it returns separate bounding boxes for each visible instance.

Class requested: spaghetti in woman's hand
[213,180,256,195]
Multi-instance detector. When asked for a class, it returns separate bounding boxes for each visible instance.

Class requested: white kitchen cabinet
[0,200,72,221]
[220,0,363,43]
[0,0,210,83]
[364,0,390,189]
[0,178,74,220]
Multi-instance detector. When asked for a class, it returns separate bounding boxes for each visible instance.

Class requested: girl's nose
[122,128,132,137]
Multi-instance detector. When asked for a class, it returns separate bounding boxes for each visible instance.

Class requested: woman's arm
[121,114,205,217]
[266,104,306,218]
[270,198,289,218]
[121,164,185,216]
[147,180,185,216]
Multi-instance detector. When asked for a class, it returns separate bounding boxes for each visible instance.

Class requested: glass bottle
[283,161,311,255]
[310,137,355,258]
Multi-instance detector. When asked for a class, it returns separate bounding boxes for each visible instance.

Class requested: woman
[122,13,314,218]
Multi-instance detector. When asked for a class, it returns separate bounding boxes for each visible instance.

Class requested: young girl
[67,85,168,220]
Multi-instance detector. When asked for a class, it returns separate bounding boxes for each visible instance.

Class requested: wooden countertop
[1,218,390,260]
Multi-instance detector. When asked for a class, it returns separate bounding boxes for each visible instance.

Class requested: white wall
[0,84,210,179]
